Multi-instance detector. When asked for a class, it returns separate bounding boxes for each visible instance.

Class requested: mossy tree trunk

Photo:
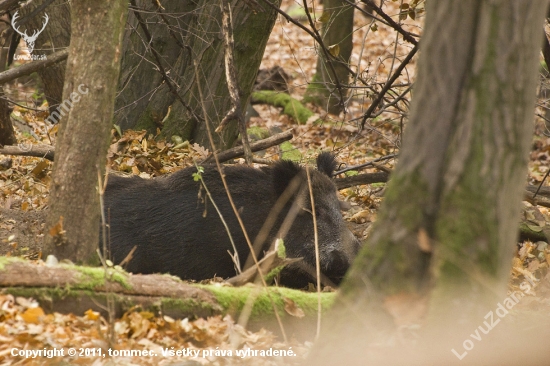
[308,1,547,364]
[115,0,281,152]
[44,0,128,264]
[303,0,354,115]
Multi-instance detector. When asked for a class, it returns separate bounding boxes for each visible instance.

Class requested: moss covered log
[251,91,313,124]
[0,257,334,338]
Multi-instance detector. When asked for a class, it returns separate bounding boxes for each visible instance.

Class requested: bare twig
[360,44,418,129]
[225,248,301,286]
[0,129,292,165]
[334,154,397,175]
[217,0,252,164]
[372,84,413,118]
[193,161,241,274]
[306,167,322,340]
[360,0,418,45]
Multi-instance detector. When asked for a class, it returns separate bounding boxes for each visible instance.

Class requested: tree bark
[308,1,547,364]
[0,18,16,145]
[162,0,282,150]
[19,0,70,114]
[114,0,281,152]
[303,0,354,115]
[113,1,196,133]
[44,0,128,264]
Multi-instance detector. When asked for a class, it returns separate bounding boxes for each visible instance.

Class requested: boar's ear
[316,152,337,177]
[272,160,302,197]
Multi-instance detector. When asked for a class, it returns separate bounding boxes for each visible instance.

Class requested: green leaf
[327,44,340,57]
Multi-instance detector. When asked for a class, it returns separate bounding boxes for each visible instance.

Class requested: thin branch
[193,161,241,274]
[372,84,413,118]
[334,154,397,175]
[306,167,322,340]
[203,129,293,164]
[257,0,371,91]
[360,44,418,129]
[1,96,46,111]
[360,0,418,45]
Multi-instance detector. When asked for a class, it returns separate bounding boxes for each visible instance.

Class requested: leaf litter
[1,0,550,363]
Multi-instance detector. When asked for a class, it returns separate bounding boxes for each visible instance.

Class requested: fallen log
[0,257,221,319]
[0,143,55,161]
[0,257,336,339]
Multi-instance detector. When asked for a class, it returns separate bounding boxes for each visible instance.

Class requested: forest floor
[1,1,550,365]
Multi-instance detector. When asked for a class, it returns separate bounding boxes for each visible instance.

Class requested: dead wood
[334,172,389,189]
[0,143,55,160]
[203,129,293,163]
[0,259,219,301]
[525,184,550,208]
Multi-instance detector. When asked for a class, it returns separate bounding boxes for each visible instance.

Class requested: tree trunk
[114,0,281,151]
[308,1,547,364]
[19,0,71,114]
[0,92,15,145]
[0,17,16,145]
[44,0,128,264]
[303,0,354,115]
[181,0,282,150]
[113,1,196,133]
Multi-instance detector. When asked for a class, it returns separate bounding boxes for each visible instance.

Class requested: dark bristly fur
[102,153,360,288]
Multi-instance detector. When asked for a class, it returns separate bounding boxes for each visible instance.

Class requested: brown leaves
[0,295,309,365]
[21,307,45,324]
[283,297,305,318]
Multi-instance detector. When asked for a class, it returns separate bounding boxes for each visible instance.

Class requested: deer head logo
[11,11,49,54]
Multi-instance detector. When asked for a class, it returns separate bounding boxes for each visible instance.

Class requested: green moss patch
[251,91,313,124]
[196,284,336,320]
